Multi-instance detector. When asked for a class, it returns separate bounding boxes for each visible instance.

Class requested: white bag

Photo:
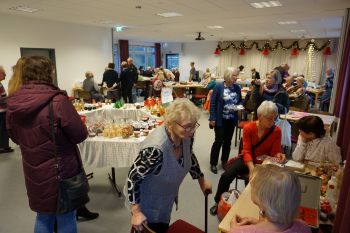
[275,116,291,147]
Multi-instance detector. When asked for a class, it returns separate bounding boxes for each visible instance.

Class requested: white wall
[0,13,112,93]
[164,41,219,81]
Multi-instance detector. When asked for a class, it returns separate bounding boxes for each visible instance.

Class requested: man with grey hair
[0,66,14,153]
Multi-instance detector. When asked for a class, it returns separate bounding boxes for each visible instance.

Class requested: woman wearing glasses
[209,67,242,174]
[127,98,212,233]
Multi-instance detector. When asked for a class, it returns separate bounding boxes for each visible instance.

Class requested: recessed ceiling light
[278,21,298,25]
[9,5,39,13]
[157,12,183,18]
[290,29,306,33]
[207,25,224,29]
[250,1,282,9]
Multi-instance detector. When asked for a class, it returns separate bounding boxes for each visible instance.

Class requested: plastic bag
[275,117,291,147]
[217,189,240,220]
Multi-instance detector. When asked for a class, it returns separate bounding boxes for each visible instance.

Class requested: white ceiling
[1,0,349,42]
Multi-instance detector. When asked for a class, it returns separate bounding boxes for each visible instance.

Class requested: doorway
[20,48,58,86]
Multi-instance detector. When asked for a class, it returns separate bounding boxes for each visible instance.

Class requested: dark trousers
[122,88,133,103]
[0,112,9,149]
[148,222,169,233]
[214,158,249,203]
[210,119,236,166]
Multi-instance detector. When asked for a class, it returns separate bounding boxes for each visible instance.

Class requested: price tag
[161,87,173,103]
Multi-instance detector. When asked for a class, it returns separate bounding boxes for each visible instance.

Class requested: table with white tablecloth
[77,106,156,195]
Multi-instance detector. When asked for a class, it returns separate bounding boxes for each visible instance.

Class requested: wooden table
[218,184,260,233]
[163,82,206,98]
[306,88,325,109]
[280,110,335,135]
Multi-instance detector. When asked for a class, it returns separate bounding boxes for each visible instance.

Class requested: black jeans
[210,119,236,166]
[214,158,249,203]
[148,222,169,233]
[122,88,133,103]
[0,112,9,149]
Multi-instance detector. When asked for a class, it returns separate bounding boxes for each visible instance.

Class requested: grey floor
[0,110,245,233]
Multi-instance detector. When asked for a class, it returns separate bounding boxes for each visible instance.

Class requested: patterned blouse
[127,146,203,204]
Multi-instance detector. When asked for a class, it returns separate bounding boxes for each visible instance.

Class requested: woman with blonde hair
[127,98,212,233]
[230,165,311,233]
[7,56,98,233]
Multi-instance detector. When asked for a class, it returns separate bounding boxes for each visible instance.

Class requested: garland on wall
[214,39,331,56]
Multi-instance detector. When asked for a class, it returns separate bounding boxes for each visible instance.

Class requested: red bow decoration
[291,48,299,56]
[214,46,221,55]
[239,48,246,55]
[323,46,331,56]
[262,48,270,56]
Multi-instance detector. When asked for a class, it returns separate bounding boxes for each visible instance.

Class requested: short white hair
[164,98,200,127]
[257,101,278,117]
[223,67,240,82]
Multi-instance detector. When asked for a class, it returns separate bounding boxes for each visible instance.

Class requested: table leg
[314,93,319,109]
[108,167,122,197]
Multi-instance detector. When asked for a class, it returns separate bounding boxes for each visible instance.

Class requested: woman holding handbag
[6,56,97,233]
[210,101,286,216]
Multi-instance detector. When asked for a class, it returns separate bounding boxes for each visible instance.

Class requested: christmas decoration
[262,47,270,56]
[323,46,331,55]
[291,47,299,56]
[214,46,221,55]
[239,47,246,55]
[216,40,331,53]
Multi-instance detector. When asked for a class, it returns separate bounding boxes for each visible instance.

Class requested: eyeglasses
[175,121,200,132]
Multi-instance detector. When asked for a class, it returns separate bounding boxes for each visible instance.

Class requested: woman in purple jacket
[6,56,97,233]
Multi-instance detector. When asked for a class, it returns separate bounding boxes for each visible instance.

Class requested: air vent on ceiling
[195,32,205,41]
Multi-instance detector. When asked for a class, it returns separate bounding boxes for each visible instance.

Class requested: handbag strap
[252,125,276,151]
[49,101,60,179]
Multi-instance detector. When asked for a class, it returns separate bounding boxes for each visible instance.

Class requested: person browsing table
[126,98,212,233]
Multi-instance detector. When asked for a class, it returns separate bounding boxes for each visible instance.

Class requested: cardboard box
[296,173,322,227]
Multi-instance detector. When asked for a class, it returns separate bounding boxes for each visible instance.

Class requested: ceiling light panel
[250,1,282,9]
[207,25,224,29]
[9,5,39,13]
[157,12,183,18]
[278,21,298,25]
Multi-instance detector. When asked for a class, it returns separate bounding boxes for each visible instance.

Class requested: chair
[76,90,92,102]
[192,88,209,106]
[234,111,254,147]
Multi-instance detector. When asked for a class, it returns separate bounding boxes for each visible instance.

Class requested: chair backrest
[77,90,92,102]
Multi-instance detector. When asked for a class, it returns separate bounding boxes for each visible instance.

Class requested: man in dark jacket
[121,59,138,103]
[102,62,120,101]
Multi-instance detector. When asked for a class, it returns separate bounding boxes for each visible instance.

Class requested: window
[166,54,179,70]
[129,45,155,69]
[113,44,120,72]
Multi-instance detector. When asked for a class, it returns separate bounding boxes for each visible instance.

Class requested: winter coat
[6,81,88,213]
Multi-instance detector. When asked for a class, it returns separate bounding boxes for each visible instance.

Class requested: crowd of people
[0,56,342,233]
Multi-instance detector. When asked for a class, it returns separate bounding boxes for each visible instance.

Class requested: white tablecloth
[78,135,146,168]
[77,106,155,168]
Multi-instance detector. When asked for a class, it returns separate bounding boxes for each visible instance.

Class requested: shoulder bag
[49,101,90,214]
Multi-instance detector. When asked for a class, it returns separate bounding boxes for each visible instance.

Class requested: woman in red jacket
[6,56,97,233]
[210,101,286,215]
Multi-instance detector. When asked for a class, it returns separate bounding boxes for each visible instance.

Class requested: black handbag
[49,101,90,214]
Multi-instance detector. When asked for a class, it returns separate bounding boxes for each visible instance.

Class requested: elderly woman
[292,116,341,165]
[209,68,242,174]
[210,101,286,215]
[289,76,306,98]
[260,70,290,114]
[201,68,212,86]
[230,165,311,233]
[6,56,98,233]
[83,71,104,102]
[127,98,212,233]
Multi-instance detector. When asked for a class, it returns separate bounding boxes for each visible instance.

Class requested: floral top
[292,135,341,165]
[230,220,311,233]
[127,147,203,204]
